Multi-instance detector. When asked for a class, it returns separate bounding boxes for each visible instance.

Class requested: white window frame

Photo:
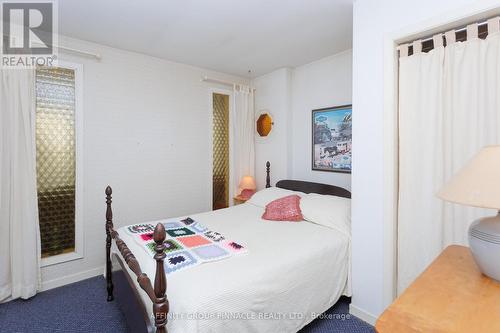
[40,60,84,267]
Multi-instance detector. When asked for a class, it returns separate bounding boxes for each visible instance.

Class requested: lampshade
[438,145,500,210]
[239,176,256,190]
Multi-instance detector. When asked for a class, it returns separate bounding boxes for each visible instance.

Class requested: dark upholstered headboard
[264,161,351,199]
[276,180,351,199]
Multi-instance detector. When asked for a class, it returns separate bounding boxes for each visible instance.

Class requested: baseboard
[349,304,378,326]
[41,266,104,292]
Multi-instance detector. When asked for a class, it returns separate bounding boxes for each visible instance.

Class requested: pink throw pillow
[262,195,303,221]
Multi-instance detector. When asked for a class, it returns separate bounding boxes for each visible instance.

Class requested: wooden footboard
[105,186,169,333]
[104,162,272,332]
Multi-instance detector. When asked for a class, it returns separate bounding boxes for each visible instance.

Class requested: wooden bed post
[105,186,114,301]
[266,161,271,188]
[104,186,169,332]
[153,223,169,333]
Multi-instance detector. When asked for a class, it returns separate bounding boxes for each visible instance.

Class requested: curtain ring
[488,17,500,34]
[445,30,456,44]
[466,23,478,40]
[398,44,409,57]
[412,40,422,54]
[433,34,443,48]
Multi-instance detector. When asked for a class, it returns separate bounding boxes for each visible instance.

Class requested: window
[35,63,83,265]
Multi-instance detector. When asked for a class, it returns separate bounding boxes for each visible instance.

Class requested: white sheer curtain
[0,69,41,301]
[398,20,500,293]
[231,84,255,199]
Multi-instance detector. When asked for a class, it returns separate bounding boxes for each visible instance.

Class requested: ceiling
[58,0,353,78]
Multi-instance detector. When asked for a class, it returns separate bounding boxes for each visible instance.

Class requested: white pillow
[300,193,351,236]
[247,187,305,208]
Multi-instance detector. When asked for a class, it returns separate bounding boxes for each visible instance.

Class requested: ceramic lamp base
[468,213,500,282]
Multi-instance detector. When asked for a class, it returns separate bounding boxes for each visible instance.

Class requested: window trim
[40,60,84,267]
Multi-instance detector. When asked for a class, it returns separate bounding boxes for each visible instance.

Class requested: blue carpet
[298,297,374,333]
[0,276,374,333]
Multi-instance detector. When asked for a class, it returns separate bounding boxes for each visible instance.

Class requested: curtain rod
[200,75,256,91]
[32,41,102,60]
[405,19,490,45]
[2,34,102,60]
[56,44,101,60]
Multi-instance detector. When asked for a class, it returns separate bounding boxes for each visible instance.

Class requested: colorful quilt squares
[204,230,225,242]
[166,227,195,238]
[139,232,154,242]
[163,221,184,230]
[177,235,211,248]
[145,239,183,255]
[191,222,208,233]
[129,217,247,275]
[180,217,195,225]
[163,239,183,253]
[191,244,229,261]
[222,241,247,254]
[164,251,198,274]
[127,223,154,234]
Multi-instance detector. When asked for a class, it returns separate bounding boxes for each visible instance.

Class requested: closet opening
[396,16,500,294]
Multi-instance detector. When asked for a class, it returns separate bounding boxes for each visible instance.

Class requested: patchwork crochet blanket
[125,218,247,275]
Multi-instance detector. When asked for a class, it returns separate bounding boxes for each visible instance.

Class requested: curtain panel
[0,69,41,301]
[230,85,255,200]
[398,20,500,293]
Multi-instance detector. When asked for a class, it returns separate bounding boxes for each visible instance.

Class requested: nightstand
[376,245,500,333]
[233,195,248,205]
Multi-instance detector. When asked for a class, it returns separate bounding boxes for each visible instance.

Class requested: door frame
[380,3,500,308]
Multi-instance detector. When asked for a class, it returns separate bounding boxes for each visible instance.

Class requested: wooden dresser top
[376,245,500,333]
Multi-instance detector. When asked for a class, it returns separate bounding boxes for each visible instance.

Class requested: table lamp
[437,145,500,281]
[239,176,256,199]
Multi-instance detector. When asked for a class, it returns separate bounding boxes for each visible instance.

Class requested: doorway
[212,93,230,210]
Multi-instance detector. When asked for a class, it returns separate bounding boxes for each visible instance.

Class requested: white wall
[41,35,248,289]
[351,0,500,324]
[253,68,292,189]
[290,50,352,190]
[253,50,352,191]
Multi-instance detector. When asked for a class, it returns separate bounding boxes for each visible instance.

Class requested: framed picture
[312,105,352,173]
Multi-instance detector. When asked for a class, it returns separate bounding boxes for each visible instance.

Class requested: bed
[105,162,351,333]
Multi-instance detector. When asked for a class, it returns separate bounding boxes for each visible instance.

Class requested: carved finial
[152,223,168,331]
[153,223,166,245]
[266,161,271,188]
[105,186,113,222]
[105,185,114,302]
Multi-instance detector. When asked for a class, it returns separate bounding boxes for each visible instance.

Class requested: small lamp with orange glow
[239,176,257,199]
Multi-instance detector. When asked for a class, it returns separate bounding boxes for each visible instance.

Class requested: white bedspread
[112,203,350,333]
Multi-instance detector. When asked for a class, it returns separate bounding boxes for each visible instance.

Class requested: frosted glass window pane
[35,67,76,258]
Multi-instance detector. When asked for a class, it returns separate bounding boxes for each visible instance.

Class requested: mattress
[112,202,351,333]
